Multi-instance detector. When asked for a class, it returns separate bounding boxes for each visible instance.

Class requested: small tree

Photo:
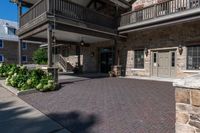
[33,48,48,64]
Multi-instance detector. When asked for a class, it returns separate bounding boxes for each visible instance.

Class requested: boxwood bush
[0,64,56,92]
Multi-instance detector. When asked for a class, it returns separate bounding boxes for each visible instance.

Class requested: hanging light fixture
[80,37,85,46]
[80,40,85,46]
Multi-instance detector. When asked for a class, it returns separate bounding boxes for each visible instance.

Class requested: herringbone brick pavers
[20,78,175,133]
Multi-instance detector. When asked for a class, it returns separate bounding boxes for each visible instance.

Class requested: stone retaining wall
[174,75,200,133]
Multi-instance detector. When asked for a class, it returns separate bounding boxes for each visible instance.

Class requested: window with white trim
[187,46,200,70]
[0,40,3,48]
[134,50,144,69]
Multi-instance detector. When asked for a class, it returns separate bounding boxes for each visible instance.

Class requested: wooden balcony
[18,0,117,36]
[119,0,200,32]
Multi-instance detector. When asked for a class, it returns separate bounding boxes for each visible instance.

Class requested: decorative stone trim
[174,74,200,133]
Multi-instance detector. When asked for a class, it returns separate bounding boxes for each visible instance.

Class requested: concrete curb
[0,80,38,96]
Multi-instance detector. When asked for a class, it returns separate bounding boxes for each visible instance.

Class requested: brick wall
[22,42,41,64]
[0,40,40,64]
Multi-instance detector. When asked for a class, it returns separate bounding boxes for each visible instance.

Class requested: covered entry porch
[15,0,127,80]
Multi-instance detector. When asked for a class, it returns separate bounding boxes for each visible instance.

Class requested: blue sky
[0,0,18,22]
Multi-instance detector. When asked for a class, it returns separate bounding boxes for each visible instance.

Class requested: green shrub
[0,63,56,92]
[32,48,48,65]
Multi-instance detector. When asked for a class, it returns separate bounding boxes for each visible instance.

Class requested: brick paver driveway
[20,78,175,133]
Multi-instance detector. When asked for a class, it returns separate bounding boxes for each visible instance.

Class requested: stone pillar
[17,2,22,65]
[47,25,53,67]
[173,75,200,133]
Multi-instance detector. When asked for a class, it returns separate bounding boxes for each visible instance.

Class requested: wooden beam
[19,24,48,40]
[54,22,126,41]
[118,0,131,7]
[87,0,95,8]
[129,0,136,4]
[47,24,53,67]
[97,0,127,11]
[25,37,80,45]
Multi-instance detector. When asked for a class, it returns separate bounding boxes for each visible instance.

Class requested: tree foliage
[33,48,48,64]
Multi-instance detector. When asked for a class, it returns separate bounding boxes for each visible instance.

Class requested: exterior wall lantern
[178,45,183,55]
[144,47,149,57]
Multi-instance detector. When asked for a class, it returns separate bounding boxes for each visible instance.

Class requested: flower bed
[0,64,56,92]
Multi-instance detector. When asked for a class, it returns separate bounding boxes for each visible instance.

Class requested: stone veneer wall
[124,21,200,78]
[132,0,189,10]
[176,87,200,133]
[132,0,157,10]
[174,75,200,133]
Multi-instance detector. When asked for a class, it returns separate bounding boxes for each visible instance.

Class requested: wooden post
[47,24,53,67]
[114,39,119,65]
[18,1,22,65]
[76,45,81,69]
[18,40,22,65]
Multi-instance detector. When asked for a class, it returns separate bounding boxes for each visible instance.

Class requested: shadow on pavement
[0,101,64,133]
[0,101,100,133]
[48,111,100,133]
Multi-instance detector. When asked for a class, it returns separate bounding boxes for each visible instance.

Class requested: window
[153,53,157,63]
[134,50,144,69]
[171,52,175,67]
[22,42,27,50]
[22,55,27,63]
[190,0,199,8]
[0,55,4,62]
[0,40,3,48]
[7,27,16,35]
[187,46,200,70]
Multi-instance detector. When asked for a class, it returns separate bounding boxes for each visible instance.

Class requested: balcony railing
[120,0,200,27]
[20,0,116,29]
[20,0,47,26]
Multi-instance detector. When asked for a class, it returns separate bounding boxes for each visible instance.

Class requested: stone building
[12,0,200,78]
[0,19,41,64]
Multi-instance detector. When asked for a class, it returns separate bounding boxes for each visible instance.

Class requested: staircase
[58,54,74,72]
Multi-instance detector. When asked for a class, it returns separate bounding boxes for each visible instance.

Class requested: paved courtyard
[20,78,175,133]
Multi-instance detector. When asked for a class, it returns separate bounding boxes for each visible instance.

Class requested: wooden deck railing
[120,0,200,26]
[20,0,47,26]
[20,0,116,29]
